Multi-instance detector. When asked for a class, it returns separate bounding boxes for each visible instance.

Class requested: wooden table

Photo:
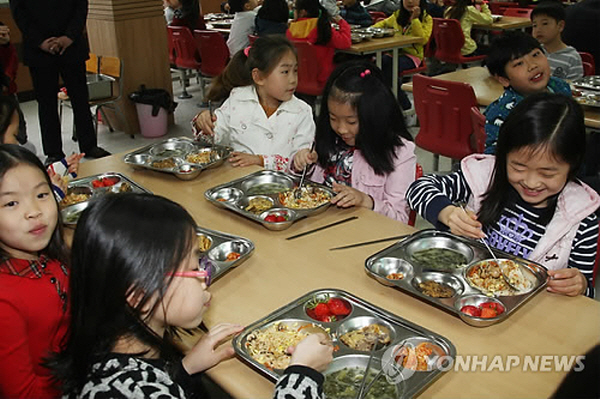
[77,155,600,398]
[402,66,600,129]
[473,15,532,31]
[338,34,423,97]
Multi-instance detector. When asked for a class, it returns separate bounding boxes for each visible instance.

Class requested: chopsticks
[329,234,411,250]
[285,216,358,240]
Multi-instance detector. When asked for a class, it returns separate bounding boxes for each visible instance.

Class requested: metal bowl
[405,236,474,271]
[454,294,506,327]
[238,195,275,215]
[123,153,152,169]
[208,240,253,263]
[351,33,365,43]
[390,337,450,372]
[304,293,353,323]
[210,188,244,204]
[240,171,295,194]
[382,28,396,37]
[259,208,296,231]
[411,272,464,298]
[366,257,414,287]
[149,140,195,158]
[174,164,202,180]
[337,316,396,351]
[61,200,90,225]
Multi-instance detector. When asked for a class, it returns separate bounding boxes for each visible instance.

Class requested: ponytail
[315,5,332,45]
[206,50,253,102]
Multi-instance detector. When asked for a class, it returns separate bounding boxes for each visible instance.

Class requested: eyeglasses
[166,256,214,286]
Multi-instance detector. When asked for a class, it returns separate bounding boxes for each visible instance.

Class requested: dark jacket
[255,16,288,36]
[340,2,373,27]
[9,0,89,67]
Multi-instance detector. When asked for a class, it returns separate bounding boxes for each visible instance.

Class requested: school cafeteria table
[77,155,600,398]
[402,66,600,130]
[338,34,422,97]
[473,15,532,31]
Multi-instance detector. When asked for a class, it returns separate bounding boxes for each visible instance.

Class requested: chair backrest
[97,56,124,101]
[194,30,230,77]
[407,163,423,227]
[166,28,177,65]
[432,18,466,64]
[469,106,486,153]
[86,53,100,74]
[293,41,326,96]
[413,74,479,160]
[502,7,532,18]
[579,52,596,75]
[167,25,202,69]
[368,11,387,20]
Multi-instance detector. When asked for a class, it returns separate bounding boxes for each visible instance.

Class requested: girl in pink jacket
[292,61,417,223]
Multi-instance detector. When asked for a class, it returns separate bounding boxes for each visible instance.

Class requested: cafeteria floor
[18,79,600,300]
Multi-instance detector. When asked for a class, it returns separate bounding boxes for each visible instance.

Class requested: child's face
[506,146,570,208]
[328,98,359,146]
[0,164,57,260]
[497,48,551,96]
[532,15,564,46]
[403,0,419,13]
[253,50,298,108]
[150,240,211,331]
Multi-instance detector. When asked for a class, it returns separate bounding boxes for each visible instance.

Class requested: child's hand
[410,6,421,21]
[48,169,68,195]
[182,323,244,374]
[194,110,217,136]
[228,152,263,167]
[288,333,333,372]
[438,205,485,239]
[331,182,373,209]
[65,153,85,175]
[293,148,318,172]
[546,269,587,297]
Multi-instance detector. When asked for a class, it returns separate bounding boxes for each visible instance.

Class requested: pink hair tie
[360,69,371,78]
[243,46,251,57]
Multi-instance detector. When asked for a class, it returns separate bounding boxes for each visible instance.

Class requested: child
[531,1,584,81]
[0,144,70,398]
[292,62,417,223]
[193,36,315,171]
[483,31,571,154]
[373,0,432,109]
[340,0,373,27]
[444,0,492,56]
[227,0,260,56]
[255,0,289,36]
[48,193,333,398]
[287,0,352,86]
[407,93,599,298]
[167,0,207,30]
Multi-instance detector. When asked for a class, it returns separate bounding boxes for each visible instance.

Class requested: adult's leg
[28,65,64,158]
[60,61,97,153]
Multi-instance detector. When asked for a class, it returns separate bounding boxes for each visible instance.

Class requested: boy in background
[484,31,571,154]
[340,0,372,27]
[531,1,583,81]
[227,0,259,56]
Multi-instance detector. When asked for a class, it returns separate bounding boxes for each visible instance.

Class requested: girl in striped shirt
[407,93,599,297]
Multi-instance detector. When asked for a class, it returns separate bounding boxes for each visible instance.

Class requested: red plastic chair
[168,25,202,98]
[431,18,486,66]
[194,30,229,77]
[293,41,327,96]
[503,7,532,18]
[368,11,387,21]
[407,163,423,227]
[469,106,486,153]
[579,52,596,76]
[412,74,479,171]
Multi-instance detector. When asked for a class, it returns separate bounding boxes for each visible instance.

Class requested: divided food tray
[572,76,600,91]
[196,226,254,282]
[233,289,456,399]
[572,86,600,108]
[204,170,336,230]
[60,172,151,225]
[123,137,233,180]
[365,230,548,327]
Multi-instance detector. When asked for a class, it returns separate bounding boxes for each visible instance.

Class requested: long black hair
[257,0,289,23]
[294,0,332,45]
[0,96,19,143]
[207,35,297,101]
[445,0,472,22]
[47,193,198,394]
[396,0,428,27]
[478,93,586,226]
[316,61,413,175]
[0,144,68,264]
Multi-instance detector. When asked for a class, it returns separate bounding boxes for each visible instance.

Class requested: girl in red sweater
[0,144,70,398]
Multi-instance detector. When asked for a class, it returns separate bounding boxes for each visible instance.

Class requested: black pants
[29,61,96,157]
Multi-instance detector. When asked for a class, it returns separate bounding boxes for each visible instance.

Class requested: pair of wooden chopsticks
[285,216,358,240]
[329,234,411,250]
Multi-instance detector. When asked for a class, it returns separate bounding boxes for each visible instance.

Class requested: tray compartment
[367,257,414,286]
[149,140,195,157]
[405,236,474,271]
[195,226,254,281]
[411,271,464,298]
[240,172,295,194]
[337,316,396,352]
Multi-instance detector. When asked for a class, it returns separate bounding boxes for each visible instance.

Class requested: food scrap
[306,296,351,323]
[386,272,405,280]
[225,252,241,261]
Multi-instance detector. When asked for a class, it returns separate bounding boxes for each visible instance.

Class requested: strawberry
[264,215,278,223]
[92,179,104,188]
[327,298,351,316]
[481,302,505,315]
[460,305,481,317]
[319,315,336,323]
[313,303,330,319]
[102,177,119,186]
[480,307,498,319]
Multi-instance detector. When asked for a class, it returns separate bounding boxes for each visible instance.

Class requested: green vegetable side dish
[411,248,468,270]
[324,367,398,399]
[64,209,84,224]
[246,183,290,195]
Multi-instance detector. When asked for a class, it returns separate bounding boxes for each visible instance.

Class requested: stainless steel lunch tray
[365,230,548,327]
[572,86,600,108]
[60,172,151,225]
[204,170,336,230]
[122,137,233,180]
[196,226,254,282]
[572,76,600,91]
[233,289,456,398]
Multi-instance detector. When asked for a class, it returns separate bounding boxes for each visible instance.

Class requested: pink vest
[461,154,600,270]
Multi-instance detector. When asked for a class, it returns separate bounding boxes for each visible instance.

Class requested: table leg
[375,51,382,69]
[392,48,399,98]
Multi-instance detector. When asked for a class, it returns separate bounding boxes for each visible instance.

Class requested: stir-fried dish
[60,192,90,208]
[339,324,391,351]
[244,197,273,214]
[467,260,531,295]
[418,281,454,298]
[151,158,177,169]
[198,235,211,252]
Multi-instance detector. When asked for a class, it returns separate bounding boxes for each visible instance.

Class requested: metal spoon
[294,142,316,200]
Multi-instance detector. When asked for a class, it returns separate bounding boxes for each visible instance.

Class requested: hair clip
[360,69,371,78]
[243,46,251,57]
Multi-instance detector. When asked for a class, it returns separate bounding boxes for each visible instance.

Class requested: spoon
[295,142,316,200]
